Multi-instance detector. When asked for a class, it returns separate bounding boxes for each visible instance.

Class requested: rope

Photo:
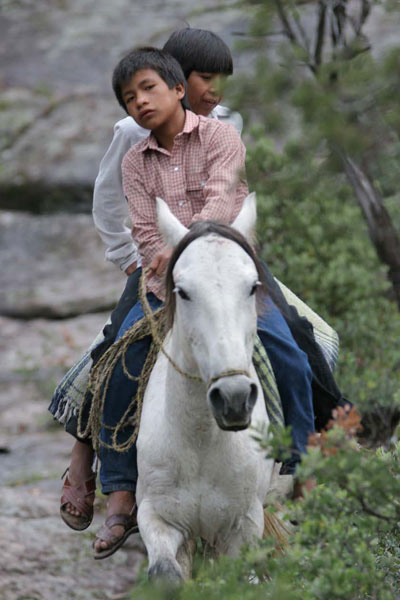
[77,302,166,454]
[77,269,282,454]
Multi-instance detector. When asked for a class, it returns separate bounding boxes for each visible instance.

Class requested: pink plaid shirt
[122,110,248,300]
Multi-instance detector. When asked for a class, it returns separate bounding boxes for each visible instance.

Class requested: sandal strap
[95,509,137,545]
[62,472,96,494]
[95,525,121,547]
[60,474,96,518]
[105,511,136,529]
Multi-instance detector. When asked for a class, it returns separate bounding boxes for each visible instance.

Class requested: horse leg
[176,538,196,580]
[138,499,185,583]
[217,501,264,558]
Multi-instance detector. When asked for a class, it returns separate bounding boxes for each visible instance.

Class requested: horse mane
[164,220,268,330]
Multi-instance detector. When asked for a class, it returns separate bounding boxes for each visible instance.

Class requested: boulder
[0,210,124,317]
[0,0,248,207]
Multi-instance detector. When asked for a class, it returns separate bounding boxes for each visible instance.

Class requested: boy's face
[186,71,225,117]
[122,69,185,130]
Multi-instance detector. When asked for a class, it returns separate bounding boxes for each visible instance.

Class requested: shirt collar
[139,110,200,153]
[179,110,200,135]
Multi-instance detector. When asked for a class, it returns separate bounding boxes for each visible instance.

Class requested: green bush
[244,132,400,420]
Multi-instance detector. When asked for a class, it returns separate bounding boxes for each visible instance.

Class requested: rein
[140,268,250,389]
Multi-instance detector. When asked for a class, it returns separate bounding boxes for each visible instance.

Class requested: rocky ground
[0,202,149,599]
[0,309,148,600]
[0,161,148,600]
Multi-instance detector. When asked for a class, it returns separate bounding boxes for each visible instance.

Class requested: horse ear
[232,192,257,241]
[156,197,189,247]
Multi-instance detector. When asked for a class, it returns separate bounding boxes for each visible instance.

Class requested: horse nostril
[209,387,227,416]
[248,383,258,410]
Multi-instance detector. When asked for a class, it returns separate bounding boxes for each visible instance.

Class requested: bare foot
[94,491,136,553]
[63,440,95,517]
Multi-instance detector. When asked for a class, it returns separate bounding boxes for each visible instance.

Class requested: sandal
[60,468,96,531]
[93,505,138,560]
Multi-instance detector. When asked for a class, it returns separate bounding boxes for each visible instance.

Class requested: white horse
[136,193,275,582]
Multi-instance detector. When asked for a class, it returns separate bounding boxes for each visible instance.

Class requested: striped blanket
[48,279,339,431]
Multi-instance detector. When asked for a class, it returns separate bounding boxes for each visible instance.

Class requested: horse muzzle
[207,374,258,431]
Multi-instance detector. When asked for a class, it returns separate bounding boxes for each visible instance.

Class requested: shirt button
[174,167,179,172]
[178,201,184,206]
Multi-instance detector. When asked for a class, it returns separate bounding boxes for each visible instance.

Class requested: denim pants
[99,294,314,493]
[91,268,142,365]
[258,300,314,474]
[99,293,162,494]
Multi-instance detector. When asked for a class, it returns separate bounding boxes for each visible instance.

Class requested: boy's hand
[148,248,173,278]
[125,261,137,276]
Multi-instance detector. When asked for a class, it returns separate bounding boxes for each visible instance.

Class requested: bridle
[140,268,250,389]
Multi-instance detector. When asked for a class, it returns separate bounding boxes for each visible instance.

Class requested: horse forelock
[164,220,266,330]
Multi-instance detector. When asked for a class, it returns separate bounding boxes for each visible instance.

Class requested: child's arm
[191,123,248,225]
[122,158,167,273]
[92,119,147,274]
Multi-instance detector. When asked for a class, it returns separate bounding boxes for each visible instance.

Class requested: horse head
[157,193,263,431]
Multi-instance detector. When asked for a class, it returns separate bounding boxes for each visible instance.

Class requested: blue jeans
[99,294,314,493]
[99,293,162,493]
[258,298,314,473]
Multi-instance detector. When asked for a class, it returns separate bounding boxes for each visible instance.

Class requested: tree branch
[342,484,397,522]
[289,0,311,55]
[274,0,298,43]
[358,0,371,34]
[314,1,327,68]
[274,0,317,73]
[267,0,400,306]
[339,151,400,308]
[331,0,347,50]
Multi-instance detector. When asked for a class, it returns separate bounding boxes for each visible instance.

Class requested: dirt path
[0,313,146,600]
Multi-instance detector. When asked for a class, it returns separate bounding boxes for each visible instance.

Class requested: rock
[0,500,146,600]
[0,311,110,373]
[0,0,248,202]
[1,1,399,204]
[0,211,124,317]
[0,308,147,600]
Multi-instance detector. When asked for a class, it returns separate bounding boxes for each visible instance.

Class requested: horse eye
[179,289,190,301]
[173,287,191,301]
[250,281,261,296]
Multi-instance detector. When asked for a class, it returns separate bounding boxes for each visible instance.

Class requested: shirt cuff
[118,252,142,272]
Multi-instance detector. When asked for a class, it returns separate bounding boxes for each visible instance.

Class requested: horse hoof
[148,558,183,584]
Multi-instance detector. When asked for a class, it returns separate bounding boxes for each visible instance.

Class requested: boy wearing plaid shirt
[93,47,314,559]
[58,29,244,530]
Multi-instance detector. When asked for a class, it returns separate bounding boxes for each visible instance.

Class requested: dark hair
[163,28,233,79]
[164,221,268,329]
[112,46,187,112]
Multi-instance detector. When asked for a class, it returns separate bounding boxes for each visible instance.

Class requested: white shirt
[92,105,243,271]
